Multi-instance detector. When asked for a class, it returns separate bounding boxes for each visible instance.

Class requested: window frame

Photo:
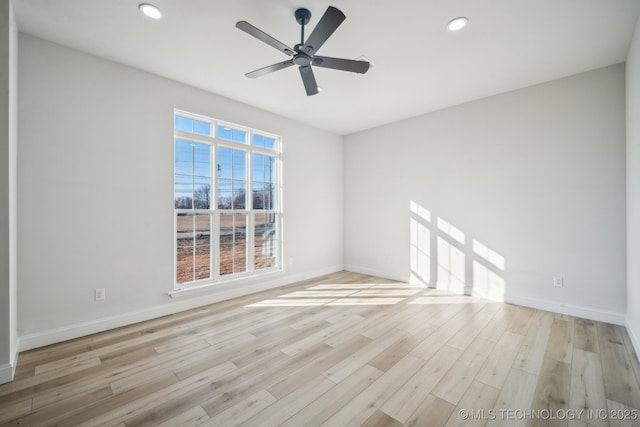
[173,110,282,289]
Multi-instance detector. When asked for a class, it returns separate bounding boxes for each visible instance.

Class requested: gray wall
[627,16,640,350]
[17,34,344,347]
[344,65,627,323]
[0,0,18,384]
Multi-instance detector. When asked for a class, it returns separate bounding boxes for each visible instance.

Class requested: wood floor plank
[75,362,237,427]
[507,306,535,335]
[200,341,335,419]
[321,354,427,426]
[529,356,571,427]
[323,326,408,384]
[155,405,209,427]
[0,396,31,424]
[432,337,495,405]
[476,305,518,342]
[281,364,383,427]
[380,345,462,423]
[514,321,552,375]
[361,409,404,427]
[598,323,640,409]
[569,349,608,427]
[607,399,640,427]
[574,318,599,353]
[404,394,456,427]
[476,331,524,389]
[546,318,574,364]
[444,380,500,427]
[241,375,335,427]
[446,312,493,350]
[486,368,538,427]
[281,314,363,356]
[267,334,372,399]
[621,327,640,395]
[368,323,438,372]
[199,389,276,427]
[2,272,639,427]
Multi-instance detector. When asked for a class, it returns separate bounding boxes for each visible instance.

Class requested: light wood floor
[1,271,640,427]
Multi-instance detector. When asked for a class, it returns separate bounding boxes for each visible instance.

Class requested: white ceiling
[12,0,640,135]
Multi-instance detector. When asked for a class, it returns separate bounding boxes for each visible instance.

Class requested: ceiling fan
[236,6,370,96]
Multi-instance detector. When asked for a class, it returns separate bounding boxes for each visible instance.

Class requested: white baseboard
[344,264,408,283]
[626,315,640,359]
[0,350,17,384]
[19,265,345,352]
[506,294,626,325]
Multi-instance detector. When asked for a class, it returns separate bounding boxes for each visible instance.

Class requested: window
[174,111,281,287]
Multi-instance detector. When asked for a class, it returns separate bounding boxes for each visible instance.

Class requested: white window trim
[173,109,283,291]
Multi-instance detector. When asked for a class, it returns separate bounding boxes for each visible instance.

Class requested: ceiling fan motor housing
[295,8,312,26]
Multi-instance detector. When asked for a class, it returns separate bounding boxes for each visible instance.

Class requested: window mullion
[175,110,281,289]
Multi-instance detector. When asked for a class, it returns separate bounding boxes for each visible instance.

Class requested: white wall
[0,0,18,384]
[17,34,344,349]
[627,16,640,351]
[345,65,627,324]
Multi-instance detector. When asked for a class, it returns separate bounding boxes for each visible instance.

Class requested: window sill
[168,268,284,298]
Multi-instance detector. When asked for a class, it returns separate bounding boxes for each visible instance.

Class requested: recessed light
[447,17,468,32]
[139,3,162,20]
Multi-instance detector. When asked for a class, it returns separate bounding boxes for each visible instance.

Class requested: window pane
[218,148,246,210]
[232,151,247,180]
[175,116,193,133]
[194,178,211,209]
[176,247,194,284]
[177,213,194,247]
[220,213,247,276]
[234,214,247,273]
[252,154,276,183]
[176,213,194,283]
[193,120,211,136]
[175,175,193,209]
[252,184,275,210]
[218,178,232,209]
[217,147,232,179]
[252,154,276,210]
[253,134,277,150]
[233,183,246,210]
[218,125,247,144]
[194,214,211,280]
[255,213,277,269]
[175,139,193,175]
[194,143,211,177]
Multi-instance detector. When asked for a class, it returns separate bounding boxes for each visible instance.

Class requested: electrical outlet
[289,257,294,265]
[553,277,564,288]
[95,288,106,301]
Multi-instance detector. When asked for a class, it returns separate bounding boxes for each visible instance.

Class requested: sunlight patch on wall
[408,200,507,301]
[473,240,506,271]
[437,217,465,245]
[409,201,432,286]
[410,200,432,222]
[472,261,506,301]
[437,237,466,294]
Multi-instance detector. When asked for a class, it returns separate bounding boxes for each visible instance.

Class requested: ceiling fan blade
[245,60,295,79]
[304,6,345,54]
[312,56,370,74]
[236,21,295,56]
[299,65,319,96]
